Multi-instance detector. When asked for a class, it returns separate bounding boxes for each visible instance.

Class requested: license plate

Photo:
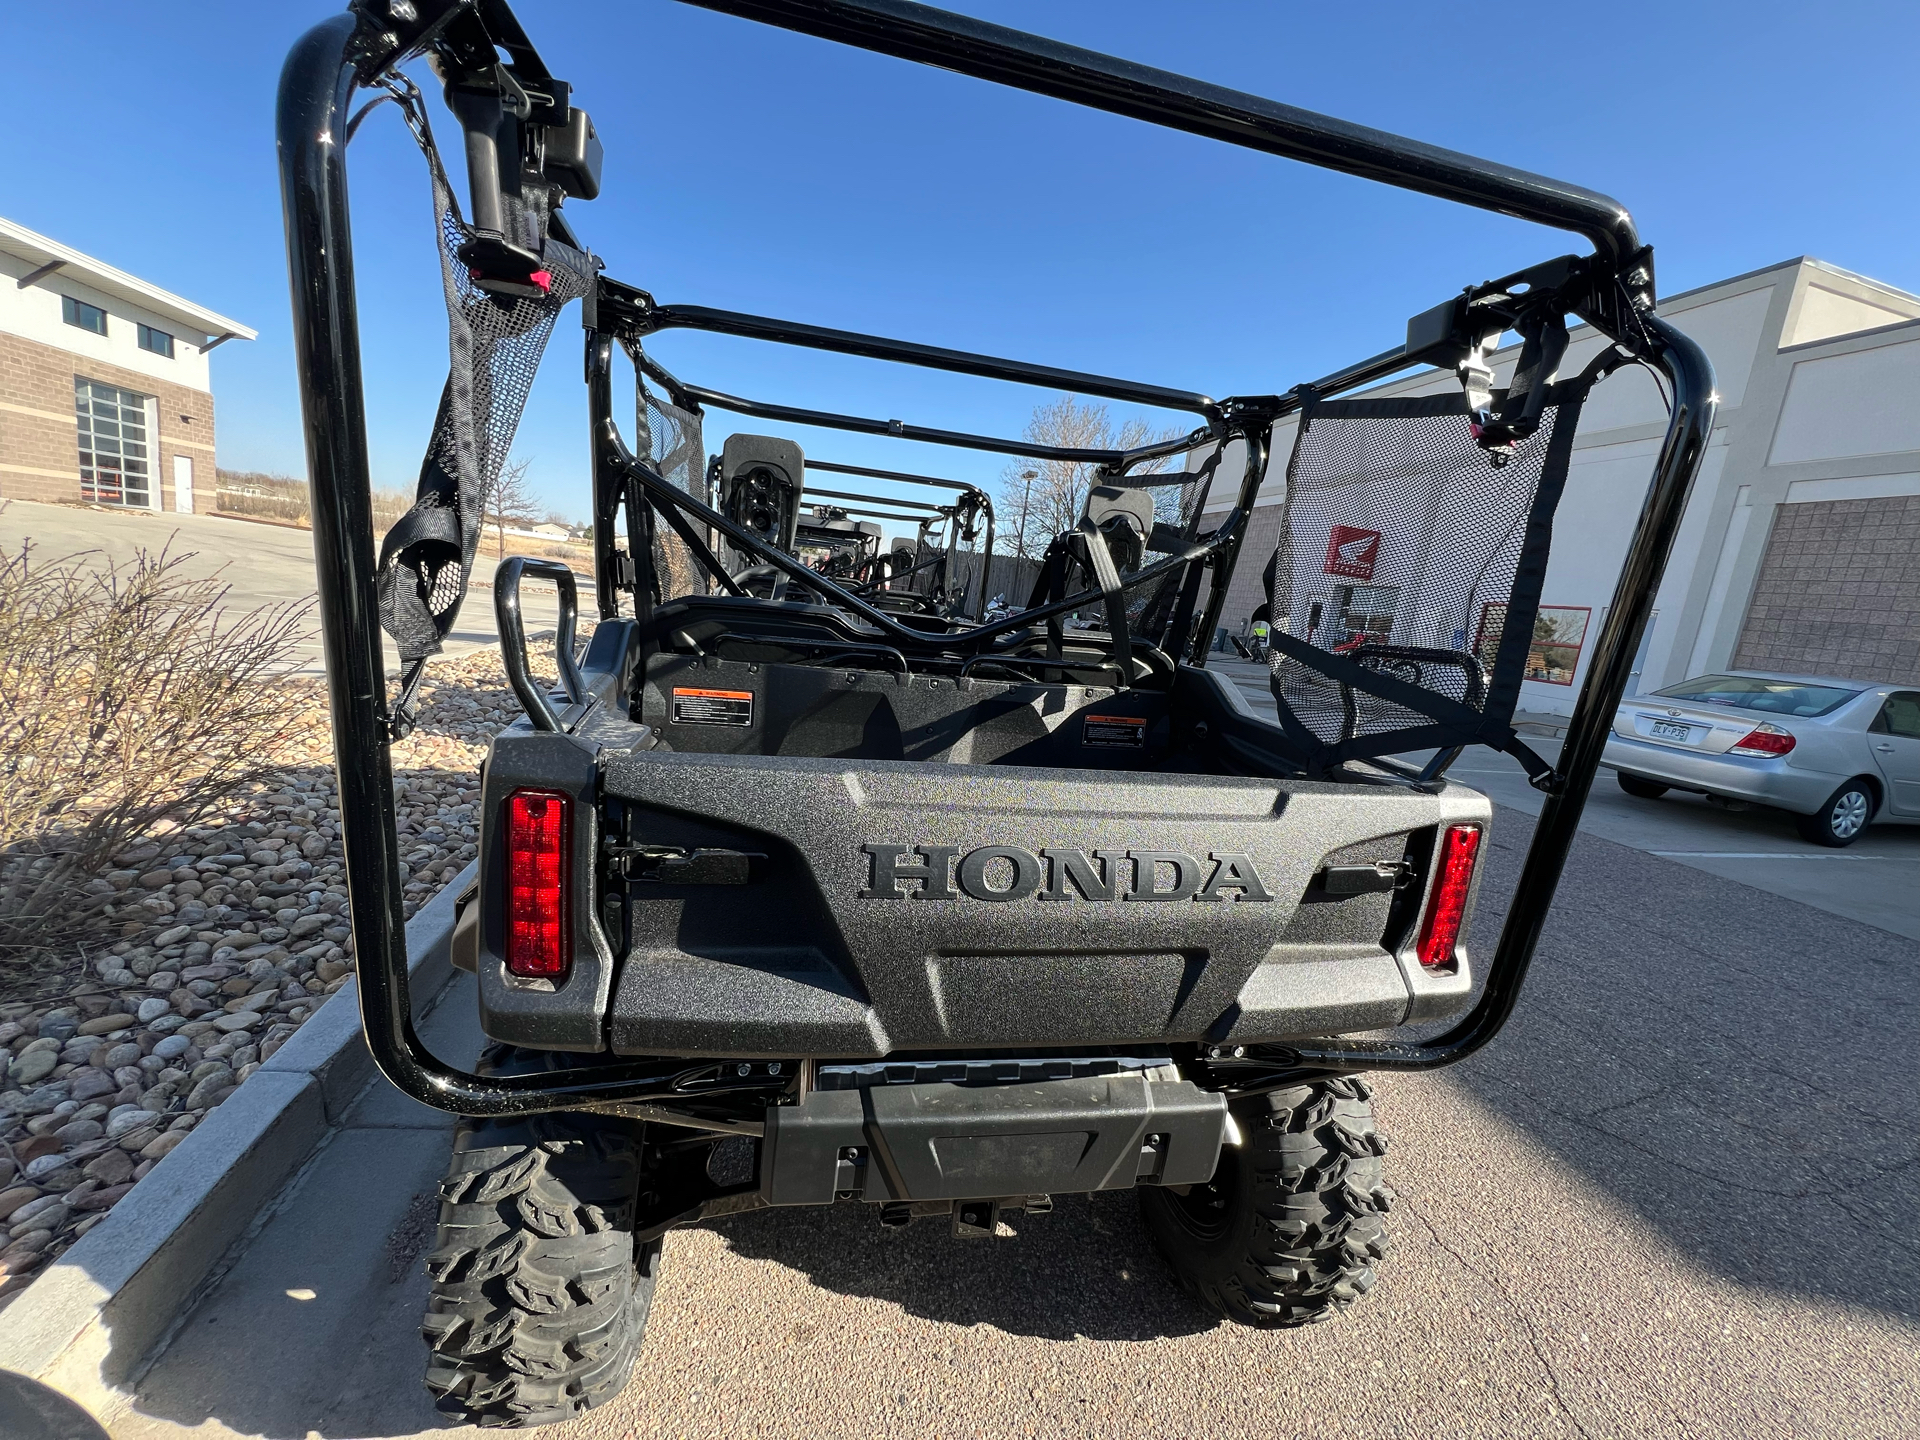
[1649,720,1694,742]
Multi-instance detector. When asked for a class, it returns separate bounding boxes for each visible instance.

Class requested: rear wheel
[1140,1076,1391,1327]
[1617,773,1670,799]
[1795,779,1876,847]
[421,1046,654,1428]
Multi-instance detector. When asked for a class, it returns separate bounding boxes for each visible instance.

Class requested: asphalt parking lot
[108,806,1918,1437]
[1213,660,1920,940]
[0,499,559,675]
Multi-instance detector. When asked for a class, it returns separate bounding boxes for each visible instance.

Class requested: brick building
[0,216,254,513]
[1206,257,1920,695]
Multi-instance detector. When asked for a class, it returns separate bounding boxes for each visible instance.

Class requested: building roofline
[1657,255,1920,311]
[0,215,256,346]
[1776,312,1920,355]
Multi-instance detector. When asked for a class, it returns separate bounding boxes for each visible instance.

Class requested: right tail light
[1416,824,1482,969]
[504,789,571,980]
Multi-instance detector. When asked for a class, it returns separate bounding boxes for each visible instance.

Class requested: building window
[62,295,108,335]
[1337,584,1400,646]
[75,377,152,508]
[137,323,174,358]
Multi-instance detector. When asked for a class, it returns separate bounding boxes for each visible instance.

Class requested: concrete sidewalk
[108,980,484,1439]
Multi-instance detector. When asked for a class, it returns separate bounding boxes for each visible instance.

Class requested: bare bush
[0,543,311,979]
[371,485,417,532]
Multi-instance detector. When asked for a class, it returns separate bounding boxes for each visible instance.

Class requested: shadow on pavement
[1445,806,1919,1322]
[705,1188,1217,1343]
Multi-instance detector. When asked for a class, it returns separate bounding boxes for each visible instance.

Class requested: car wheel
[1794,779,1876,848]
[1617,774,1669,800]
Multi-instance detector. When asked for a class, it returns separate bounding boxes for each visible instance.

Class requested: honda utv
[279,0,1712,1426]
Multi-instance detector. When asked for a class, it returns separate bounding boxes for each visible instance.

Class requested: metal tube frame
[800,460,996,613]
[280,0,1712,1117]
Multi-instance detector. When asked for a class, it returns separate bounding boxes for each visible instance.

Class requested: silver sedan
[1600,671,1920,846]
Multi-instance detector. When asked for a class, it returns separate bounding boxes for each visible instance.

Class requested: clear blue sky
[5,1,1916,522]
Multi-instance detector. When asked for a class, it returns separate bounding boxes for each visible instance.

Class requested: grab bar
[495,556,589,732]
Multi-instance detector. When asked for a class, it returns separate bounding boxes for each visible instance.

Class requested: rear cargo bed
[471,656,1490,1057]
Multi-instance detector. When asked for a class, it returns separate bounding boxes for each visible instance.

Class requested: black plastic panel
[596,744,1490,1056]
[761,1069,1226,1205]
[639,654,1173,769]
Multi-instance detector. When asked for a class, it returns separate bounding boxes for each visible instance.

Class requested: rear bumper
[761,1064,1226,1205]
[1600,734,1837,813]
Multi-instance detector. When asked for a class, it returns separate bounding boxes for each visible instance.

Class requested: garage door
[1734,494,1920,682]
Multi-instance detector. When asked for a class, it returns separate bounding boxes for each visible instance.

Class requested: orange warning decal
[670,687,755,726]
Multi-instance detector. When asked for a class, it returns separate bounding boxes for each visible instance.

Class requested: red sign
[1323,525,1381,580]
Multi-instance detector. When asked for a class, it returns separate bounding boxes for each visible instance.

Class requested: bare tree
[997,396,1185,560]
[481,456,542,560]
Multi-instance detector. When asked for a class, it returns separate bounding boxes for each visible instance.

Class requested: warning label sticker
[1082,714,1148,749]
[671,687,754,727]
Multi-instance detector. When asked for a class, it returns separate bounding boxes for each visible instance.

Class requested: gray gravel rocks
[0,647,509,1303]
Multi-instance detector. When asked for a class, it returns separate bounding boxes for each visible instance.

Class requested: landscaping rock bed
[0,646,535,1302]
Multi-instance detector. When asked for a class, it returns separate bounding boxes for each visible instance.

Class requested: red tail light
[1729,723,1795,757]
[505,789,570,979]
[1416,824,1482,969]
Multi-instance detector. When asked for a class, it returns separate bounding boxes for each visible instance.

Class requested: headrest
[1084,484,1155,573]
[1084,484,1154,536]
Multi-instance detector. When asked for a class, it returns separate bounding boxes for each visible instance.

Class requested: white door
[1869,692,1920,816]
[173,455,194,513]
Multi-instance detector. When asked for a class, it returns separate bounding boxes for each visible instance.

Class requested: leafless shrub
[0,542,311,978]
[371,486,417,532]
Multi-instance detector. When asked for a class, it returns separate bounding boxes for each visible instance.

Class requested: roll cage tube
[280,0,1712,1117]
[677,0,1645,283]
[637,302,1222,422]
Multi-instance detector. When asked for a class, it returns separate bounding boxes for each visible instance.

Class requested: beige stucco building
[1208,257,1920,703]
[0,216,255,515]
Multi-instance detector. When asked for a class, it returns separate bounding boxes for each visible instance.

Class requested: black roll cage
[279,0,1715,1117]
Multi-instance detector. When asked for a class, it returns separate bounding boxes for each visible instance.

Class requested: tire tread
[419,1045,654,1429]
[1142,1076,1390,1329]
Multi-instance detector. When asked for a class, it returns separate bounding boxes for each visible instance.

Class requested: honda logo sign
[1323,525,1381,580]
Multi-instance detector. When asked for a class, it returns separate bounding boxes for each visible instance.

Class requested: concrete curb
[0,862,474,1416]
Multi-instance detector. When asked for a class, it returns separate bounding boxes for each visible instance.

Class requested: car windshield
[1652,675,1860,718]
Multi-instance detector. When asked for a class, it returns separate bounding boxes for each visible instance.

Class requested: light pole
[1013,469,1038,561]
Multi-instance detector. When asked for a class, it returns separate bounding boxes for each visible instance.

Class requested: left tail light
[505,789,571,980]
[1415,824,1482,969]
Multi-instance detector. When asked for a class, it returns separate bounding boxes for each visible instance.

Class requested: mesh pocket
[1266,382,1590,763]
[1119,444,1221,641]
[638,376,709,600]
[376,94,590,664]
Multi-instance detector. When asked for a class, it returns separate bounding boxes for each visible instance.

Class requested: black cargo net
[1118,443,1222,641]
[635,372,709,600]
[1264,376,1595,776]
[372,84,592,681]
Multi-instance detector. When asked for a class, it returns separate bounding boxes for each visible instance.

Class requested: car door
[1868,691,1920,815]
